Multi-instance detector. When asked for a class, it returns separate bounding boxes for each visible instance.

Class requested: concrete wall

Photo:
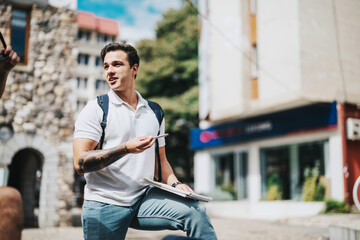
[200,0,360,124]
[257,0,302,109]
[207,0,246,121]
[300,0,360,104]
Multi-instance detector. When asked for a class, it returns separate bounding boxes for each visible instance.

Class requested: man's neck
[114,89,138,110]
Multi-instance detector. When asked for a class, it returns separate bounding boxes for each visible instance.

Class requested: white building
[75,11,119,116]
[193,0,360,219]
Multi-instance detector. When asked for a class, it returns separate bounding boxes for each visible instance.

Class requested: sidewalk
[22,214,360,240]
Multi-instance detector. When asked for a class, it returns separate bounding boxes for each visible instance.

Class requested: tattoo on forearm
[78,144,128,174]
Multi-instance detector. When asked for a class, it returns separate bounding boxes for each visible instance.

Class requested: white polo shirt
[74,90,165,206]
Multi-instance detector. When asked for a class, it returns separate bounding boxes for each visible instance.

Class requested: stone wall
[0,3,78,226]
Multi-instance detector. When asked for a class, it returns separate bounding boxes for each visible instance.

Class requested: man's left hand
[175,184,194,193]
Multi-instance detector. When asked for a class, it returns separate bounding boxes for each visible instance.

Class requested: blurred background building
[75,11,118,116]
[0,0,118,228]
[192,0,360,219]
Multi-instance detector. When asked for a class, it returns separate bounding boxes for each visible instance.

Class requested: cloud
[119,25,155,45]
[78,0,182,43]
[117,0,182,42]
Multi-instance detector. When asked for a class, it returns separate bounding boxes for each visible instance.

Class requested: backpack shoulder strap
[147,100,164,182]
[147,100,164,126]
[96,94,109,150]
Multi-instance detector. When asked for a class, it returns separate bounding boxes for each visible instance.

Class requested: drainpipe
[339,102,351,203]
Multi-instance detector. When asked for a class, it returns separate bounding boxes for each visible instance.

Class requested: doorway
[8,148,43,228]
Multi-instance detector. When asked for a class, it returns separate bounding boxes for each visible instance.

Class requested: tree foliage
[136,2,199,182]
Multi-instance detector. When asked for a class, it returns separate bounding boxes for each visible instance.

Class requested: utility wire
[185,0,307,101]
[185,0,346,106]
[331,0,348,103]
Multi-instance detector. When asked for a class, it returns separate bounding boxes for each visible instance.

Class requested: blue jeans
[81,187,217,240]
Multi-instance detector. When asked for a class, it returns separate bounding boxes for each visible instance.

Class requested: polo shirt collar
[108,89,148,108]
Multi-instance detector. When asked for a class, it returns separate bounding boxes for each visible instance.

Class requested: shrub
[266,174,283,200]
[302,161,325,201]
[267,185,282,200]
[313,184,325,201]
[323,200,350,213]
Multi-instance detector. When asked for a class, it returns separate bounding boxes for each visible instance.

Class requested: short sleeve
[74,99,103,142]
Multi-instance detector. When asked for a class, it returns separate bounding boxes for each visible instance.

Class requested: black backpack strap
[147,100,164,182]
[147,100,164,126]
[96,94,109,150]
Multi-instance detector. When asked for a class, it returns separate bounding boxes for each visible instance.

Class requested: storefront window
[213,151,248,200]
[261,140,327,201]
[298,141,325,187]
[261,146,290,200]
[214,153,236,200]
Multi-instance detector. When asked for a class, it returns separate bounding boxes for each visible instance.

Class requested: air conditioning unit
[346,118,360,140]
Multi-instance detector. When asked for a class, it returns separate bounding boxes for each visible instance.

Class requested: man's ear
[132,64,139,77]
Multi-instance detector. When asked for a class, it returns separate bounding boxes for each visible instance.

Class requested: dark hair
[100,43,140,68]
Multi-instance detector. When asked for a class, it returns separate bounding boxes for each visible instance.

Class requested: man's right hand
[126,136,155,154]
[0,45,20,99]
[0,45,20,72]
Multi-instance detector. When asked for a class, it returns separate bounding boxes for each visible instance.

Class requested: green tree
[136,2,198,183]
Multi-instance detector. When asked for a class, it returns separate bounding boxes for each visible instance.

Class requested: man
[73,43,217,240]
[0,45,23,240]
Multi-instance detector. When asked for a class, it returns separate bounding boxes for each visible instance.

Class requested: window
[249,0,258,99]
[250,0,257,14]
[95,57,102,67]
[212,151,248,200]
[76,99,87,111]
[11,8,29,64]
[77,30,90,41]
[298,142,325,188]
[261,146,291,200]
[95,79,108,92]
[214,153,236,200]
[77,77,87,89]
[77,54,89,65]
[250,45,258,99]
[251,45,258,78]
[97,34,114,43]
[260,141,327,201]
[97,34,103,43]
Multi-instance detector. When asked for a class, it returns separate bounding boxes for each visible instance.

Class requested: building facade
[193,0,360,219]
[0,0,77,227]
[0,0,120,227]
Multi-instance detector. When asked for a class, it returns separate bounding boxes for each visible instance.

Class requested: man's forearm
[78,143,129,174]
[0,71,9,99]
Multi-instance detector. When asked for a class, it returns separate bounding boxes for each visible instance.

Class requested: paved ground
[22,214,360,240]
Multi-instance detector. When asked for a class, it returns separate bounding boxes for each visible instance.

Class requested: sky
[77,0,183,44]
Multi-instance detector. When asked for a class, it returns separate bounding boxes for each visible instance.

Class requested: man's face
[103,50,138,93]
